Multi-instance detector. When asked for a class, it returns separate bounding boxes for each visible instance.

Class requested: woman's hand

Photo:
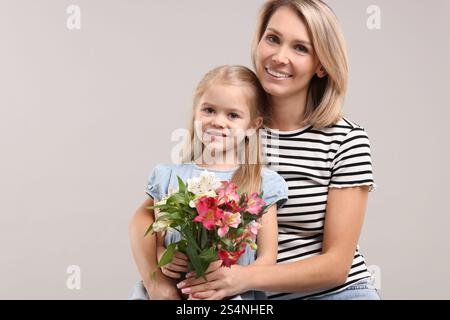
[177,263,249,300]
[157,246,189,279]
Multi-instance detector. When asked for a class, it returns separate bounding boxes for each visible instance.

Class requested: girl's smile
[195,84,254,150]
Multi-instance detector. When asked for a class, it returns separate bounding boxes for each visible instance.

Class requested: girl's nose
[211,114,227,128]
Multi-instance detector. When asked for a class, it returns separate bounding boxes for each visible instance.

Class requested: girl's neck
[268,92,308,131]
[195,150,240,171]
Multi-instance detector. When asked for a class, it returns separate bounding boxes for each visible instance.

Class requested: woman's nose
[272,46,290,65]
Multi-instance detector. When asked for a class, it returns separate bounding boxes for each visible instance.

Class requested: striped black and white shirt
[261,118,376,300]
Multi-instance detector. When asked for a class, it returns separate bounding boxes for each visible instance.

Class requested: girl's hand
[157,246,189,279]
[184,260,223,279]
[177,264,248,300]
[144,274,182,300]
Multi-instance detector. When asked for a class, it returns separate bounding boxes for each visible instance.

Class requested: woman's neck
[268,92,308,131]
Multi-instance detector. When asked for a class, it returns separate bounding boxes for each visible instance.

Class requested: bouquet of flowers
[145,171,268,278]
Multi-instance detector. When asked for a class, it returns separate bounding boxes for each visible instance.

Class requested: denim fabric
[304,278,381,300]
[145,163,288,209]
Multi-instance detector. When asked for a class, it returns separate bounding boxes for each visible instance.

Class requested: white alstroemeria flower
[186,171,221,196]
[152,220,171,233]
[189,190,217,208]
[189,200,197,208]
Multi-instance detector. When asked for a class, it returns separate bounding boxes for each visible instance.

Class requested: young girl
[129,65,288,300]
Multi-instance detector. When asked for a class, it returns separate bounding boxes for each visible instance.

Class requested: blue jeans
[129,278,380,300]
[304,278,381,300]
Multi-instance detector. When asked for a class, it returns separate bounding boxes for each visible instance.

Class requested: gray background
[0,0,449,299]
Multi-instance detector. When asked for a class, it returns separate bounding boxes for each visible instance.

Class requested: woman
[130,0,379,300]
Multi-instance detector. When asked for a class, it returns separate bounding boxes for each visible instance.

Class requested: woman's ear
[316,65,327,78]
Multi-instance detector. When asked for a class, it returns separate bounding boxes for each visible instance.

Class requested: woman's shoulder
[323,117,365,131]
[311,117,369,139]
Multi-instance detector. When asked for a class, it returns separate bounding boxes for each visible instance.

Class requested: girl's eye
[266,34,279,44]
[228,113,240,120]
[203,107,215,114]
[294,44,308,53]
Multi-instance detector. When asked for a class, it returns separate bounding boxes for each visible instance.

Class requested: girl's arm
[129,198,181,299]
[156,230,189,279]
[180,186,369,298]
[252,204,278,265]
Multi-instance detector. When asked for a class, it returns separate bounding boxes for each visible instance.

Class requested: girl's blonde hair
[182,65,268,194]
[252,0,348,128]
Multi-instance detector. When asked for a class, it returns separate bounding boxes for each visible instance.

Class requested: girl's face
[255,6,323,100]
[194,84,261,153]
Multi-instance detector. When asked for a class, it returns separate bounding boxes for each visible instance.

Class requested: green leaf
[221,238,232,247]
[182,225,201,251]
[199,247,217,261]
[159,211,183,221]
[200,227,208,248]
[144,223,154,237]
[157,243,177,267]
[239,193,246,206]
[186,245,207,278]
[177,240,187,254]
[167,193,189,206]
[177,176,187,194]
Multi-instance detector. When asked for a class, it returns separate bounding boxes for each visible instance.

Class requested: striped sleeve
[329,128,376,191]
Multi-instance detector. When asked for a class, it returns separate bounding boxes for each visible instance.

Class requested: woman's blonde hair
[181,65,268,194]
[251,0,348,128]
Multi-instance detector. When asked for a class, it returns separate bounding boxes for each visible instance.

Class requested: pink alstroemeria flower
[217,211,241,237]
[245,192,266,215]
[218,247,246,267]
[217,181,240,205]
[247,220,260,237]
[194,197,222,230]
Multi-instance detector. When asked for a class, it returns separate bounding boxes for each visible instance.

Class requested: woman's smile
[265,66,293,80]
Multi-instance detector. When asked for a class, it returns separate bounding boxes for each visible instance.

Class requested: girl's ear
[316,65,327,78]
[246,116,263,137]
[255,116,263,129]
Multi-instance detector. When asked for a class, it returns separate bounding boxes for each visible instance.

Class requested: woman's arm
[180,186,369,298]
[129,198,181,299]
[247,186,369,292]
[252,204,278,265]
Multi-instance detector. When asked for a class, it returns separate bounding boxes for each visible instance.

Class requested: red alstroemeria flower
[194,196,223,230]
[245,192,266,215]
[218,247,246,267]
[223,200,241,213]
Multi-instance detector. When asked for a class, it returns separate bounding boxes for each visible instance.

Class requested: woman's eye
[294,44,308,53]
[266,34,279,44]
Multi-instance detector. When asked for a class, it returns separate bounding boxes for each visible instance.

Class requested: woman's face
[255,6,322,100]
